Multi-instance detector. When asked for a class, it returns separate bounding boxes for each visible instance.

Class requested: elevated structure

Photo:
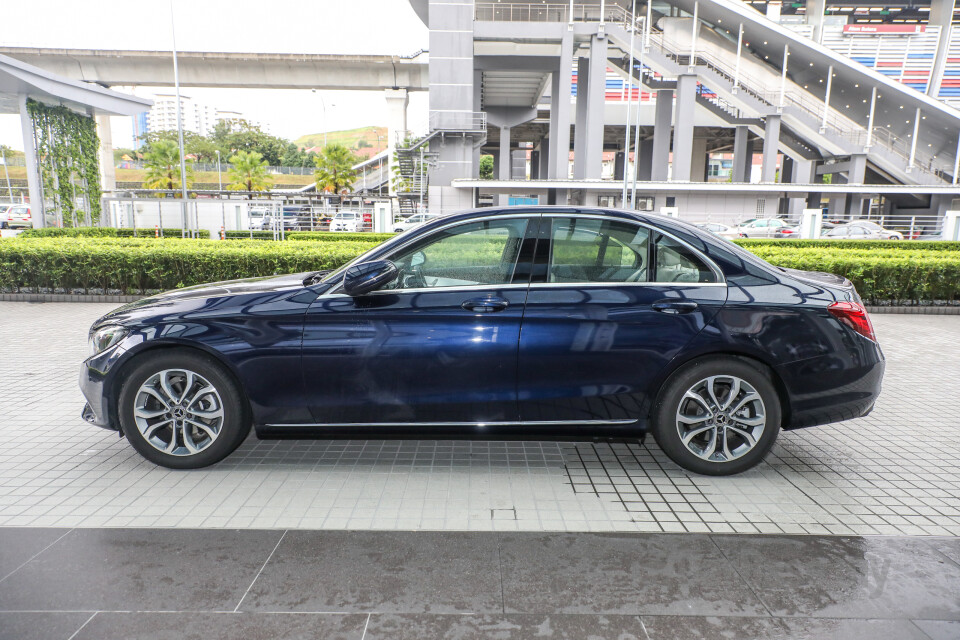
[0,54,151,226]
[409,0,960,229]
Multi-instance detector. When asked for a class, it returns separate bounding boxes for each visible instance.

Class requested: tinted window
[547,217,649,283]
[825,226,848,237]
[384,217,528,290]
[654,235,718,283]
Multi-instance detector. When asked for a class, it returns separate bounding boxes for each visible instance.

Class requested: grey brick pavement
[0,301,958,534]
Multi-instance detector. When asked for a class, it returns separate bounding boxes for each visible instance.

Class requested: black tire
[651,357,781,476]
[0,222,7,229]
[117,349,250,469]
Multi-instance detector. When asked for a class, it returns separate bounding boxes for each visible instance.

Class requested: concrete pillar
[584,35,607,179]
[805,0,827,42]
[573,56,590,179]
[928,0,957,98]
[671,75,697,181]
[614,151,626,181]
[530,150,540,180]
[651,90,674,181]
[732,126,751,183]
[691,138,708,182]
[788,159,815,217]
[385,88,410,197]
[549,32,574,179]
[18,94,44,227]
[96,115,116,193]
[761,115,781,183]
[843,154,868,217]
[636,138,654,182]
[498,125,511,206]
[473,70,483,177]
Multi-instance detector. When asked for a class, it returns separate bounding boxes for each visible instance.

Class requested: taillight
[781,228,795,234]
[828,301,876,342]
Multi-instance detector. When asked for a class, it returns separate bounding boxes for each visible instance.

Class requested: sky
[0,0,430,150]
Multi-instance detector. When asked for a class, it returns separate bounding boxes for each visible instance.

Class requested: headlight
[89,325,129,356]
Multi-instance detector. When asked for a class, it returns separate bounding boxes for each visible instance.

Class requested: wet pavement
[1,528,959,639]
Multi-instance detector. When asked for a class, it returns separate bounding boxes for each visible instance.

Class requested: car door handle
[462,296,509,313]
[652,300,699,315]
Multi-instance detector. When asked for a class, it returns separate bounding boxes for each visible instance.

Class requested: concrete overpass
[0,47,429,91]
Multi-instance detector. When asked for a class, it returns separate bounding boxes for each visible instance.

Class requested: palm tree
[226,150,273,191]
[143,140,193,191]
[314,144,358,194]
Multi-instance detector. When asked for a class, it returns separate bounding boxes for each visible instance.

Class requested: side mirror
[342,260,398,296]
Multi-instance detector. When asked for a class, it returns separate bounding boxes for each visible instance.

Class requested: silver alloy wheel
[133,369,224,456]
[675,375,766,463]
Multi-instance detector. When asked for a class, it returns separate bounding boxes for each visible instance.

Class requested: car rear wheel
[117,349,250,469]
[652,357,781,476]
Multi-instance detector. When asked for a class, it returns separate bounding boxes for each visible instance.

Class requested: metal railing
[474,2,633,24]
[428,110,487,133]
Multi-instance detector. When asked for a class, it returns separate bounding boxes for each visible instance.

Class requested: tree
[143,139,193,190]
[226,150,273,192]
[314,144,359,194]
[211,119,287,166]
[479,155,494,180]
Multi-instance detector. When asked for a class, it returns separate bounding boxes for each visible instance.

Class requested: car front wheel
[117,349,250,469]
[652,357,781,476]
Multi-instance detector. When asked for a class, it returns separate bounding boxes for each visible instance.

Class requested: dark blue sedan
[80,207,884,475]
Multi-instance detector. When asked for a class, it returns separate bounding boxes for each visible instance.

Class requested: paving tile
[498,532,767,616]
[0,612,93,640]
[364,613,648,640]
[641,616,933,640]
[712,535,960,620]
[71,612,367,640]
[911,620,960,640]
[0,528,282,611]
[241,531,502,614]
[0,527,68,579]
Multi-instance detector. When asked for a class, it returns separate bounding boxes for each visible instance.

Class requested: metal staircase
[605,22,950,185]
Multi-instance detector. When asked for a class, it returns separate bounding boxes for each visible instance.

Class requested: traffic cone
[220,226,225,240]
[155,225,159,238]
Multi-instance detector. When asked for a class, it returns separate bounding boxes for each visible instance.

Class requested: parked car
[394,212,440,233]
[330,212,360,232]
[823,220,903,240]
[0,204,31,229]
[693,222,741,240]
[734,218,791,238]
[773,224,800,239]
[80,207,883,476]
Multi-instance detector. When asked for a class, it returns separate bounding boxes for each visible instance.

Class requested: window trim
[535,213,725,287]
[323,213,538,297]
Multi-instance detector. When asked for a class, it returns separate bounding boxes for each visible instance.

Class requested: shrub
[17,227,210,239]
[734,239,960,252]
[0,237,373,295]
[225,231,396,243]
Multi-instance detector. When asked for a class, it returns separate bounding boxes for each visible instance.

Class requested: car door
[298,214,538,426]
[516,214,728,423]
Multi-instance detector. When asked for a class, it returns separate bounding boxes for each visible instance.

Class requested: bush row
[734,238,960,251]
[17,227,211,239]
[0,238,373,294]
[1,236,958,303]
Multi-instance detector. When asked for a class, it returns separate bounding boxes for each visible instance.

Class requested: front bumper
[79,342,130,431]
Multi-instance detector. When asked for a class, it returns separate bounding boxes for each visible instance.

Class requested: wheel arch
[107,340,252,434]
[647,349,793,429]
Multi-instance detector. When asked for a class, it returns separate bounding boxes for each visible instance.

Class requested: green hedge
[735,239,960,251]
[2,236,958,303]
[0,237,373,294]
[17,227,210,239]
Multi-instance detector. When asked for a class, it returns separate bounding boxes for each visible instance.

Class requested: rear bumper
[777,339,885,431]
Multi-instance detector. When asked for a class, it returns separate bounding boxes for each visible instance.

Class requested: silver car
[735,217,791,238]
[823,220,903,240]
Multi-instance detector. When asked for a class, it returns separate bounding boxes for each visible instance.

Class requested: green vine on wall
[26,99,102,226]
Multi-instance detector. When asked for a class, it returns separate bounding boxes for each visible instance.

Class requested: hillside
[295,126,387,159]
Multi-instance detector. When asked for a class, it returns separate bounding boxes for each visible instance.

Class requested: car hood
[95,273,316,327]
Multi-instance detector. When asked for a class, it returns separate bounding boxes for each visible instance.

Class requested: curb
[1,293,958,314]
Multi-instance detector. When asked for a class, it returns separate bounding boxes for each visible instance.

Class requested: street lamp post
[216,149,225,237]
